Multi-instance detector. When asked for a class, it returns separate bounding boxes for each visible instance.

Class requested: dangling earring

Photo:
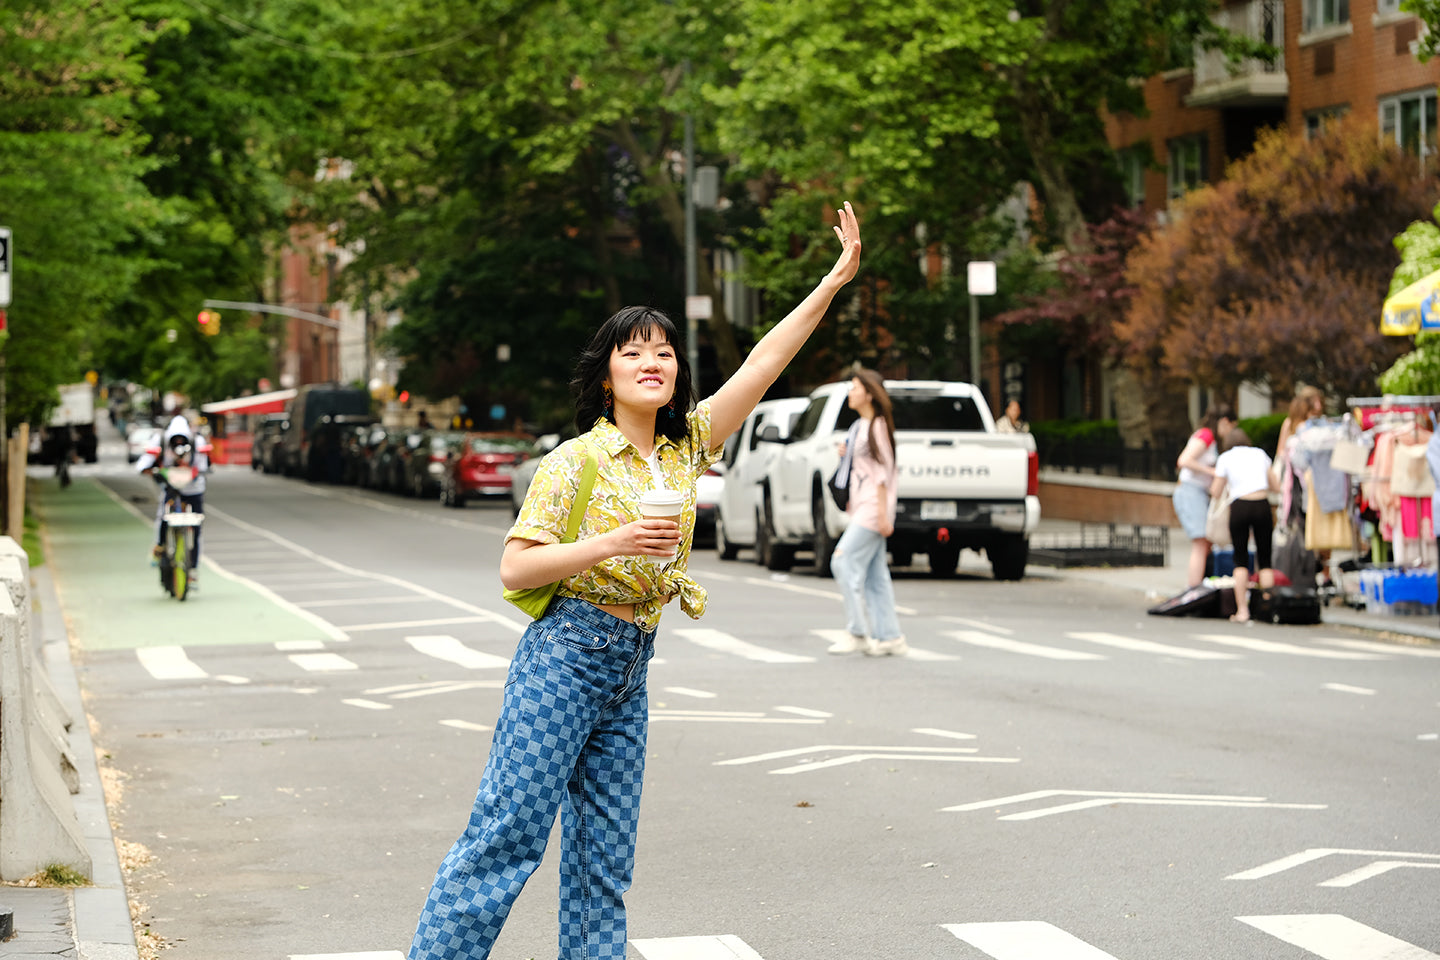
[603,384,614,419]
[666,398,677,419]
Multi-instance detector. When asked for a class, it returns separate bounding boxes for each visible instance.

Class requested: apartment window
[1167,136,1208,202]
[1303,0,1349,31]
[1380,89,1438,159]
[1116,148,1147,208]
[1304,105,1349,139]
[1376,0,1402,14]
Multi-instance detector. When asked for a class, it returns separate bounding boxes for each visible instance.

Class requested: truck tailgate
[896,433,1032,500]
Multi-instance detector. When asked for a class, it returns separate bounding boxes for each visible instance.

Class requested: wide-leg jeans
[831,522,901,641]
[409,597,656,960]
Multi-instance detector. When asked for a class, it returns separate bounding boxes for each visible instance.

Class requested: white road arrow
[1230,847,1440,884]
[944,789,1325,819]
[1237,914,1440,960]
[716,743,1018,775]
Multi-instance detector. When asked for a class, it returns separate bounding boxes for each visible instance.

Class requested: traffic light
[197,309,221,335]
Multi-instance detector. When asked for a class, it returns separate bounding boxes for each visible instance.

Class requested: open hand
[827,200,861,285]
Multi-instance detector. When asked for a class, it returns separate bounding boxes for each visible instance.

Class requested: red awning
[200,388,297,416]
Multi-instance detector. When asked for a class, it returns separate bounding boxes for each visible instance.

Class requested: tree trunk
[614,121,744,378]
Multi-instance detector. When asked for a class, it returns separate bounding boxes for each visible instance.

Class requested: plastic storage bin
[1358,567,1437,615]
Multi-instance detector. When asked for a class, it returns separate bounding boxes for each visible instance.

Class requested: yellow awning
[1381,268,1440,335]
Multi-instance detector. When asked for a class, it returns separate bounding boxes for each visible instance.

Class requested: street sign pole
[0,226,10,508]
[967,260,997,391]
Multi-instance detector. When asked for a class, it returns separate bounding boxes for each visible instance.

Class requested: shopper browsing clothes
[1173,405,1237,587]
[407,202,862,960]
[1210,428,1279,622]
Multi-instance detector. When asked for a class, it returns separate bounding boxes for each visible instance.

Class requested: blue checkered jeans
[409,597,655,960]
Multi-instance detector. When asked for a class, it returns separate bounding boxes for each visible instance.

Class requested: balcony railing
[1188,0,1288,107]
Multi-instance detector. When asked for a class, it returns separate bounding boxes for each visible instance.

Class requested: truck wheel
[891,550,913,568]
[811,495,835,578]
[715,514,739,560]
[928,543,961,578]
[758,500,794,571]
[989,535,1029,581]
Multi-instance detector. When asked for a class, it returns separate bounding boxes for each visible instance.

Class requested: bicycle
[154,466,204,601]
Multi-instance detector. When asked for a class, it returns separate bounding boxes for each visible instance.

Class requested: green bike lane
[33,476,336,650]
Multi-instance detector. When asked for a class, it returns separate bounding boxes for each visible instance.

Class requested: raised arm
[706,202,862,449]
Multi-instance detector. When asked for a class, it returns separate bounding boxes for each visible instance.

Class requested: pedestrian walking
[827,369,905,656]
[407,202,862,960]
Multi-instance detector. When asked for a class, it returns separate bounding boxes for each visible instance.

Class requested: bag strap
[561,441,599,543]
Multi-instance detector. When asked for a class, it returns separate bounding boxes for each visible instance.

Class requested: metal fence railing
[1034,434,1187,483]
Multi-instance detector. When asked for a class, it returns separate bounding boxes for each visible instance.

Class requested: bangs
[609,310,678,352]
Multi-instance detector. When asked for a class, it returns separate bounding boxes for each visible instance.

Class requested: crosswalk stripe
[1236,914,1440,959]
[404,635,510,669]
[1190,633,1384,659]
[1066,631,1241,660]
[136,646,208,680]
[342,699,392,711]
[942,920,1121,959]
[631,935,766,959]
[346,616,490,632]
[672,628,814,663]
[289,653,358,672]
[810,628,958,661]
[439,719,490,732]
[1321,637,1440,657]
[288,953,404,960]
[943,630,1105,661]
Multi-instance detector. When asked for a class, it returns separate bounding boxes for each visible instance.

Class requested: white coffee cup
[638,488,686,559]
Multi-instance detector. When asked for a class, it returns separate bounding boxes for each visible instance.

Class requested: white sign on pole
[0,227,11,307]
[967,260,997,296]
[685,295,713,320]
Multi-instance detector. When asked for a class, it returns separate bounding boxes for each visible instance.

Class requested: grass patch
[22,502,43,568]
[18,863,90,887]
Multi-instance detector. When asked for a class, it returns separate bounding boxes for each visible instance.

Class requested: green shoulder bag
[502,444,598,619]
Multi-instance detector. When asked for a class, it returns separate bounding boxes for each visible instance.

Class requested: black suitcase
[1148,585,1224,618]
[1251,586,1322,625]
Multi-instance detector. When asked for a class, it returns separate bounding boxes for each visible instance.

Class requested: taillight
[430,453,446,463]
[1027,450,1039,497]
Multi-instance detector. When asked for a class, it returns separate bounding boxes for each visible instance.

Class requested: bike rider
[137,414,211,583]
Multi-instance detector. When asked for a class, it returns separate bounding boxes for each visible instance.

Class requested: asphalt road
[34,453,1440,960]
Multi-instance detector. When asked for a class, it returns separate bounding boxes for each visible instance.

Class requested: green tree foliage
[320,0,750,425]
[0,0,158,425]
[1119,118,1431,403]
[102,0,349,404]
[1377,204,1440,395]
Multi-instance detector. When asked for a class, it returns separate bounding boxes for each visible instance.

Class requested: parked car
[369,428,425,492]
[350,424,390,488]
[441,433,534,507]
[250,414,288,471]
[693,463,725,548]
[125,419,160,463]
[509,434,563,516]
[400,431,465,498]
[714,397,811,559]
[757,380,1039,579]
[276,384,372,480]
[306,413,376,484]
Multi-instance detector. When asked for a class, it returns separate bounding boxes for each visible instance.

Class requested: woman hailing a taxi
[408,202,861,960]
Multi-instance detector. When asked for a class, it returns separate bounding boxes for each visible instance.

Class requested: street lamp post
[967,260,997,389]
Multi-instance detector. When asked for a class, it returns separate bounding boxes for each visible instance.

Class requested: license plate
[920,500,958,521]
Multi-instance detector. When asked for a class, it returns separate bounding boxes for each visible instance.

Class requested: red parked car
[440,433,535,507]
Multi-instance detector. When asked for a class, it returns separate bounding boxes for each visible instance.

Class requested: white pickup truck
[754,380,1039,579]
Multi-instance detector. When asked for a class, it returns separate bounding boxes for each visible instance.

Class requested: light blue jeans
[831,523,901,641]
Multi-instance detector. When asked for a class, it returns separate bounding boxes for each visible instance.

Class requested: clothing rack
[1346,395,1440,430]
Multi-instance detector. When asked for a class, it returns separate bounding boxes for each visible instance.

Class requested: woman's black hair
[570,306,696,442]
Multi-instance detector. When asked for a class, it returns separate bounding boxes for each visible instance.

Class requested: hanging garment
[1304,469,1353,551]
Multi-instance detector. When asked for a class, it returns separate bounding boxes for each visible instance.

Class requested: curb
[33,562,140,960]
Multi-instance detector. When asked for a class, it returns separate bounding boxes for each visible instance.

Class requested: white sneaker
[828,633,866,655]
[867,636,909,657]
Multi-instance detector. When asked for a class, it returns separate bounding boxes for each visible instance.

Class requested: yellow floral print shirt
[506,399,722,632]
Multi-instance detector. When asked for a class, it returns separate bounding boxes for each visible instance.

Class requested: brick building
[1107,0,1436,218]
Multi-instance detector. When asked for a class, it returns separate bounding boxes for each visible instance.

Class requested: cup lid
[639,487,684,505]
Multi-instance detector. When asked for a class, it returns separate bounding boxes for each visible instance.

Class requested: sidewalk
[3,560,139,960]
[9,504,1437,959]
[1026,518,1440,643]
